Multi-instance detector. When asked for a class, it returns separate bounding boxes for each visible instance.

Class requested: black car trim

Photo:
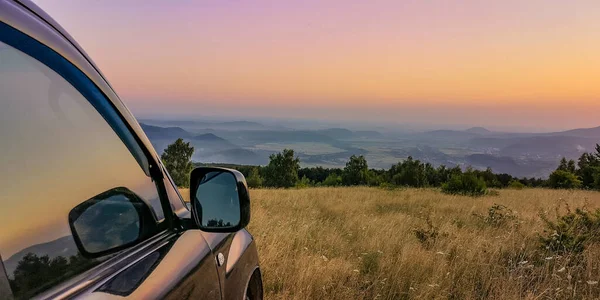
[39,230,176,299]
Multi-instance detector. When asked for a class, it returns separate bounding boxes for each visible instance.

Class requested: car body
[0,0,262,299]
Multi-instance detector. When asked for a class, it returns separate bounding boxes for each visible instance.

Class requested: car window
[0,40,164,299]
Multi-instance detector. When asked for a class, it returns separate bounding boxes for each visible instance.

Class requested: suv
[0,1,262,299]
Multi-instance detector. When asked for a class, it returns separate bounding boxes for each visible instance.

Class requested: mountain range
[139,120,600,178]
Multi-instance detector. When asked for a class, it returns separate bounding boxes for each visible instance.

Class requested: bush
[295,176,312,188]
[441,172,487,196]
[540,208,600,254]
[508,180,525,190]
[322,173,342,186]
[246,167,263,188]
[367,172,385,187]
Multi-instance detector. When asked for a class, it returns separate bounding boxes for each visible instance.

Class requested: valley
[140,119,600,178]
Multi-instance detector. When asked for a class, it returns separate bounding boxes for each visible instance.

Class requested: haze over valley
[139,118,600,178]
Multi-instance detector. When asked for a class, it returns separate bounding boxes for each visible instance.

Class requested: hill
[140,123,192,140]
[465,127,492,134]
[139,120,600,178]
[549,126,600,138]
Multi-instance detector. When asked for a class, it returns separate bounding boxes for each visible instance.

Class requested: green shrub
[295,175,312,188]
[508,180,525,190]
[441,172,487,196]
[322,173,342,186]
[246,167,263,188]
[540,207,600,254]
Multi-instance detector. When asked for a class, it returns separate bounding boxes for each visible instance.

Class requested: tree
[557,157,577,173]
[548,170,582,189]
[389,157,428,187]
[161,138,194,187]
[577,150,600,189]
[246,167,263,188]
[263,149,300,188]
[342,155,369,185]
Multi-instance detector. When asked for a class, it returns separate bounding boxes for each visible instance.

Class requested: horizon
[36,0,600,131]
[137,114,600,133]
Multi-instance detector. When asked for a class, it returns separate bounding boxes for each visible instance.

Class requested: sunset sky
[36,0,599,131]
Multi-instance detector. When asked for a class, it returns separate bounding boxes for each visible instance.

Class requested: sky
[35,0,600,131]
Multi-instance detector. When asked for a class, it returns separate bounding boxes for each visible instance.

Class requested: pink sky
[35,0,600,131]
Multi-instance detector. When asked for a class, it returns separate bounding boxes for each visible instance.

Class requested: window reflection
[195,172,241,228]
[0,41,163,298]
[69,187,158,257]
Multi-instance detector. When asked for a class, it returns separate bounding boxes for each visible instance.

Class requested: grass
[180,187,600,299]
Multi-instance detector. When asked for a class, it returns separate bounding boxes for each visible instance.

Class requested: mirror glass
[69,188,154,255]
[195,171,241,229]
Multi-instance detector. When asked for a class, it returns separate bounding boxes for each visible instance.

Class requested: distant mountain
[201,148,266,165]
[191,133,240,160]
[4,236,78,277]
[218,121,265,129]
[465,127,492,134]
[354,130,383,138]
[217,130,337,146]
[140,123,244,159]
[549,126,600,138]
[466,154,556,178]
[468,137,517,150]
[317,128,354,139]
[420,130,478,139]
[138,119,269,131]
[317,128,382,139]
[500,135,596,160]
[193,133,230,142]
[136,119,600,178]
[140,123,192,140]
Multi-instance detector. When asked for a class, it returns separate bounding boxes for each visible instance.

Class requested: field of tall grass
[182,187,600,299]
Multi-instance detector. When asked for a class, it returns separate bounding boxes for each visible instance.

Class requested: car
[0,0,263,299]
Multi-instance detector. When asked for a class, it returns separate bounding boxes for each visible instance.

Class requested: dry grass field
[181,187,600,299]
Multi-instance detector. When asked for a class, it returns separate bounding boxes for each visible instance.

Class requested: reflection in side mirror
[190,167,250,232]
[68,187,158,258]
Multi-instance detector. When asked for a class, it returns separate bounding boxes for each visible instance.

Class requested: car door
[0,2,222,298]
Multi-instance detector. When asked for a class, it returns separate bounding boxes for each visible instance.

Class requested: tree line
[226,149,541,196]
[162,138,600,193]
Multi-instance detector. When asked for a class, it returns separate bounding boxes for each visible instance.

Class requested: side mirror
[190,167,250,232]
[68,187,158,258]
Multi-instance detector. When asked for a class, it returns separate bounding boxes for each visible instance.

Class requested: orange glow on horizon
[35,0,600,128]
